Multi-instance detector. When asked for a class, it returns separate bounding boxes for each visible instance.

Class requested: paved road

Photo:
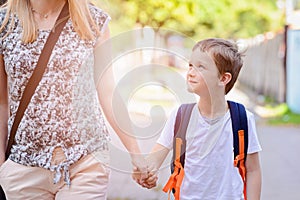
[106,123,300,200]
[106,84,300,200]
[258,124,300,200]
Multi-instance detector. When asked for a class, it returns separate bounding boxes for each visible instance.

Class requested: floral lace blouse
[0,5,111,185]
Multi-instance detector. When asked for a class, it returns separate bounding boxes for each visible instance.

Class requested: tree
[97,0,284,39]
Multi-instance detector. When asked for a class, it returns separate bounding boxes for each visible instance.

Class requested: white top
[157,104,262,200]
[0,5,111,185]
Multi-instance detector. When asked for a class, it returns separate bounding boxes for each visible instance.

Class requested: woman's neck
[30,0,66,30]
[30,0,66,16]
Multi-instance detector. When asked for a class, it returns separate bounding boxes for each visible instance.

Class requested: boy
[134,38,262,200]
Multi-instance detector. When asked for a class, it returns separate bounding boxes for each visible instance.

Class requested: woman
[0,0,146,199]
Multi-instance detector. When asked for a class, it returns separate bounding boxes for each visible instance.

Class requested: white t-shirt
[157,104,262,200]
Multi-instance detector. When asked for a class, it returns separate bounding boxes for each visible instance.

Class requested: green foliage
[266,104,300,126]
[97,0,285,39]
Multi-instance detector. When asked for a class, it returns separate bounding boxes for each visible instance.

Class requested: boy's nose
[187,67,196,77]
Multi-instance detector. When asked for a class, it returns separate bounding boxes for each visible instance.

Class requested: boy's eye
[188,64,205,70]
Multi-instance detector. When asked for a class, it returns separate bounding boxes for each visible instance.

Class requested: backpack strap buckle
[163,138,185,200]
[234,153,245,167]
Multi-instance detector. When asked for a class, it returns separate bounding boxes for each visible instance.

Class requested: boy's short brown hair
[192,38,243,94]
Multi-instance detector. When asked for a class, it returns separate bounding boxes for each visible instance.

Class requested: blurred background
[1,0,300,199]
[88,1,300,199]
[92,0,300,118]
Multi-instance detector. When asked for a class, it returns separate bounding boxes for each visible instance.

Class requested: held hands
[131,154,148,181]
[132,163,158,189]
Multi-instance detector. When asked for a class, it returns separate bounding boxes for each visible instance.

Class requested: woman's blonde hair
[0,0,100,43]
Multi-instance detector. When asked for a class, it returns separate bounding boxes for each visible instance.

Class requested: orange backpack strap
[163,138,185,200]
[234,130,247,200]
[163,104,195,199]
[172,103,195,170]
[164,102,248,199]
[228,101,249,200]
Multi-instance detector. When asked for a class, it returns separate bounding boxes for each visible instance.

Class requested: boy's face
[186,48,221,96]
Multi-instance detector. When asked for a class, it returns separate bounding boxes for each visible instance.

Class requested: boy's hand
[141,169,158,189]
[132,165,158,189]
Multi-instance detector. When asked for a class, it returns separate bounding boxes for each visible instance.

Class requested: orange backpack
[163,101,249,200]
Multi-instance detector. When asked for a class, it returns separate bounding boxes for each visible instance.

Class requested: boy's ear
[220,72,232,86]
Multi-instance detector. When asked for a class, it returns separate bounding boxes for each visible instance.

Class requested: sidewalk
[107,82,300,200]
[258,125,300,200]
[231,83,300,200]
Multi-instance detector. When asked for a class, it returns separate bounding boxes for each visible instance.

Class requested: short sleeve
[98,11,111,34]
[157,107,179,150]
[89,5,111,35]
[246,111,262,154]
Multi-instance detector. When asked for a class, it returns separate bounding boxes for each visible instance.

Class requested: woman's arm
[246,152,262,200]
[0,54,8,165]
[94,27,147,177]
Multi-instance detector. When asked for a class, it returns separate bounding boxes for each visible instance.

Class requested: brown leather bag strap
[5,3,70,159]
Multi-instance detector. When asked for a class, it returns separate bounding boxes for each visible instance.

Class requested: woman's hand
[131,154,148,182]
[132,163,158,189]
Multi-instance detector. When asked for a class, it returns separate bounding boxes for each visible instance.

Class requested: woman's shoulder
[88,4,110,22]
[0,7,8,20]
[0,7,13,34]
[88,4,111,34]
[0,7,17,25]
